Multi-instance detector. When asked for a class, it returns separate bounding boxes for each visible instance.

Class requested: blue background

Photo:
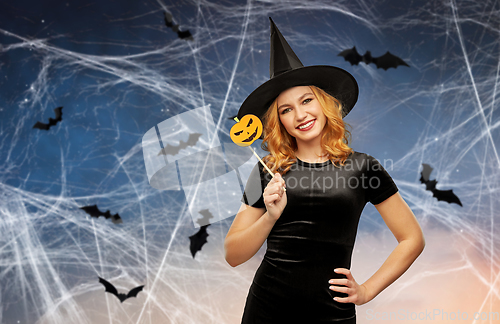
[0,0,498,323]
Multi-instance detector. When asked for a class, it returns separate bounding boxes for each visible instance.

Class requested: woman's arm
[330,192,425,304]
[224,173,287,267]
[224,204,273,267]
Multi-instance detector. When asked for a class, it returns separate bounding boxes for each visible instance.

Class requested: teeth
[298,120,314,129]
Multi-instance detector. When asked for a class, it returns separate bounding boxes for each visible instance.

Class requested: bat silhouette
[163,11,193,40]
[80,205,123,224]
[33,106,63,130]
[338,47,409,70]
[157,132,202,156]
[98,277,144,303]
[196,208,214,227]
[189,224,210,258]
[419,163,462,206]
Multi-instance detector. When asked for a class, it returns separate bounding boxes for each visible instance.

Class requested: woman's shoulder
[346,150,384,171]
[348,150,370,161]
[349,151,394,176]
[349,150,377,161]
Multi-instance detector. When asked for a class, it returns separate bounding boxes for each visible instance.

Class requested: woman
[224,18,424,324]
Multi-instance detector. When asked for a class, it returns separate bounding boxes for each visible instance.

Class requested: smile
[297,119,315,130]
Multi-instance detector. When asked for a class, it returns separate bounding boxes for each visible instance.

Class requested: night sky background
[0,0,499,323]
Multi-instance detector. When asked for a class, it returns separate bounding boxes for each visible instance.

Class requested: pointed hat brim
[237,65,358,122]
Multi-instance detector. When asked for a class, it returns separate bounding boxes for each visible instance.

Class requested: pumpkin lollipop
[231,115,285,191]
[230,114,262,147]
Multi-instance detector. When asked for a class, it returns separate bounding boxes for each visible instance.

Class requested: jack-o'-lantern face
[230,114,263,146]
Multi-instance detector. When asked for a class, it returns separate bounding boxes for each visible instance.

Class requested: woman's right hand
[263,173,287,221]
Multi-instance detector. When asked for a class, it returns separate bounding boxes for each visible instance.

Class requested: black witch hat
[237,18,358,123]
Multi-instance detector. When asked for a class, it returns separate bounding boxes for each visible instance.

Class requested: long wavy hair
[261,85,353,175]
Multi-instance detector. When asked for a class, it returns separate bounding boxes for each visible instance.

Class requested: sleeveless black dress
[240,151,399,324]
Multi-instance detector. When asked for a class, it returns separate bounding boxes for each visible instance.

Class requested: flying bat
[338,47,409,70]
[98,277,144,303]
[164,11,175,28]
[419,163,462,206]
[33,106,63,130]
[80,205,123,224]
[157,132,202,156]
[196,209,214,227]
[163,11,193,40]
[189,224,210,258]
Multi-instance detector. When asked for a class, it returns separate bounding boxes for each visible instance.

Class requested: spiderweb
[0,0,498,323]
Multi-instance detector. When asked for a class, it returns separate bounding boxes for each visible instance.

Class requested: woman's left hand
[328,268,370,305]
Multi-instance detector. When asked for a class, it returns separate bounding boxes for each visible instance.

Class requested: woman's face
[276,86,327,146]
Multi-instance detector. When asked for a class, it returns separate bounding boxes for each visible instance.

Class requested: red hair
[261,86,353,175]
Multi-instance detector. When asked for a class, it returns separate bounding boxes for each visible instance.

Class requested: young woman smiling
[224,18,424,324]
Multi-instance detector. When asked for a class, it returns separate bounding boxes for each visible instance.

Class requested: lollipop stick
[248,146,273,175]
[233,117,285,191]
[248,146,286,192]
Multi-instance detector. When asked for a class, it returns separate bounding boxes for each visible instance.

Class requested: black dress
[240,151,399,324]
